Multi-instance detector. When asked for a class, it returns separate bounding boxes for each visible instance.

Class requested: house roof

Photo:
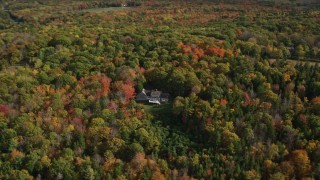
[136,89,170,102]
[144,89,151,96]
[150,90,161,98]
[160,93,170,99]
[135,92,148,100]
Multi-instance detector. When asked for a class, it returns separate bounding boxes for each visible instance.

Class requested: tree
[167,69,186,96]
[100,76,112,96]
[113,81,135,104]
[172,96,185,116]
[49,35,72,47]
[50,158,77,180]
[289,150,311,178]
[145,68,168,89]
[270,172,285,180]
[244,169,261,180]
[55,74,76,88]
[295,45,305,60]
[9,169,33,180]
[311,96,320,114]
[124,143,144,161]
[121,83,135,102]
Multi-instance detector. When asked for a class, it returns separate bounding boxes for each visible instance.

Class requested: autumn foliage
[177,42,205,60]
[289,150,311,178]
[100,76,112,96]
[0,0,320,179]
[207,47,226,58]
[0,104,10,116]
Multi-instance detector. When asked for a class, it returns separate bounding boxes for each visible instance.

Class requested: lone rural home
[135,89,170,104]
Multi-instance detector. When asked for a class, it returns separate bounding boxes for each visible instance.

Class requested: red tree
[121,83,135,101]
[0,104,10,116]
[220,99,228,106]
[207,47,226,58]
[101,76,112,96]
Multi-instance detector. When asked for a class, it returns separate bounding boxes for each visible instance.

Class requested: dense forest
[0,0,320,179]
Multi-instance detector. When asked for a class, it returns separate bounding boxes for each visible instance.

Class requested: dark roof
[135,92,148,100]
[136,89,170,102]
[144,90,151,96]
[160,93,170,99]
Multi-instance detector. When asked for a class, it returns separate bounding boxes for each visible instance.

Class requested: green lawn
[142,103,173,121]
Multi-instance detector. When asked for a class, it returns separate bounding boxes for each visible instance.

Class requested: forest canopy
[0,0,320,179]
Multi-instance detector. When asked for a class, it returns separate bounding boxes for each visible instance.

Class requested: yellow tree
[289,150,311,178]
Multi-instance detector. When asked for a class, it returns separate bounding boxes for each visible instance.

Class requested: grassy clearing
[142,103,173,121]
